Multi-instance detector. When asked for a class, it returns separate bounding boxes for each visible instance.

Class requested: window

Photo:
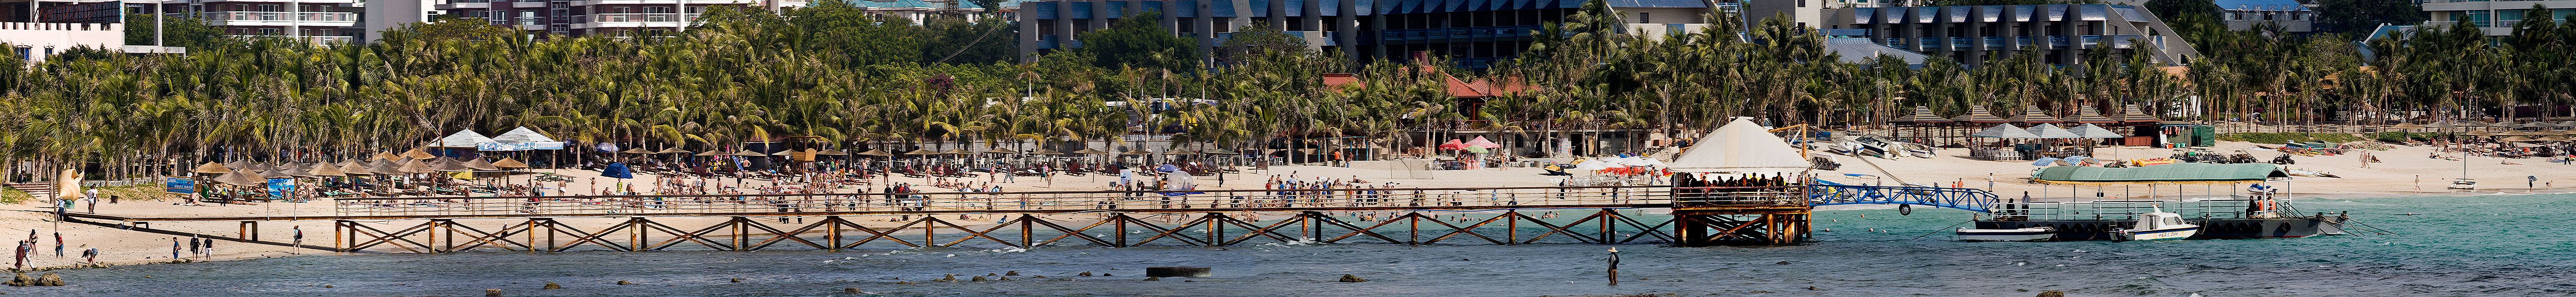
[14,47,27,61]
[1798,0,1806,7]
[521,10,538,25]
[614,6,630,14]
[1639,12,1650,23]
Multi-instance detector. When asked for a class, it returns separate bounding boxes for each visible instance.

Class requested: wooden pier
[63,185,1815,252]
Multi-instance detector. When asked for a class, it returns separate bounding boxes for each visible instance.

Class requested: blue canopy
[601,163,634,179]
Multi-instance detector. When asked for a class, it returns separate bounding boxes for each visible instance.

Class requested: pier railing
[1668,186,1805,208]
[330,185,1672,217]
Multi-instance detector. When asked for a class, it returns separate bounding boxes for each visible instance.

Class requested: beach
[0,140,2567,272]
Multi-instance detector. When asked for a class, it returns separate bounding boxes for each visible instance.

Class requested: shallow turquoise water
[12,194,2571,297]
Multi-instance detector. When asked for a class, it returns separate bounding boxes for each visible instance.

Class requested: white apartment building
[144,0,366,44]
[430,0,999,40]
[2422,0,2576,36]
[0,21,123,61]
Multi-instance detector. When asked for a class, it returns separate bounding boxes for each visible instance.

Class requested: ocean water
[16,194,2576,297]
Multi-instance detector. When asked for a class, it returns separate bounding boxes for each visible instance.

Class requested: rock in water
[844,288,863,294]
[485,289,503,297]
[1337,275,1367,283]
[893,282,915,285]
[729,278,743,283]
[1775,261,1792,265]
[542,283,561,290]
[1145,267,1212,278]
[616,281,633,285]
[1006,271,1020,276]
[2036,291,2066,297]
[971,276,989,282]
[323,285,334,288]
[1078,272,1093,277]
[1102,273,1112,277]
[6,273,29,286]
[37,274,60,286]
[939,275,957,282]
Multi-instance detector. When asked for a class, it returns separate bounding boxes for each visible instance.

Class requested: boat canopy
[2031,163,2288,184]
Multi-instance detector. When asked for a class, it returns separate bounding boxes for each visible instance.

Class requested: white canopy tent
[1666,117,1809,172]
[432,130,498,148]
[481,127,566,151]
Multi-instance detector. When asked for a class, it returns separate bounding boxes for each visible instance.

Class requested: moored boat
[1978,163,2347,241]
[2110,210,2199,242]
[1956,227,2056,242]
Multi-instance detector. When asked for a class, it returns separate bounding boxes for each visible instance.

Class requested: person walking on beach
[187,235,199,257]
[203,238,214,258]
[292,226,304,251]
[13,240,27,269]
[170,238,180,259]
[52,232,61,258]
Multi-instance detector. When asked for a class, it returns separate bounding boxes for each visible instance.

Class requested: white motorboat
[1956,227,2056,242]
[2112,210,2200,242]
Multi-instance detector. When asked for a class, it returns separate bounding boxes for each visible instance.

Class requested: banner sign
[165,176,195,194]
[266,178,296,198]
[478,141,566,151]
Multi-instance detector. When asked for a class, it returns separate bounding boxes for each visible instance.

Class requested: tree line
[0,0,2568,182]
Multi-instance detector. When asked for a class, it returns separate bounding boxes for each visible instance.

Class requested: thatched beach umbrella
[224,161,251,171]
[983,148,1019,154]
[311,162,347,177]
[213,172,265,187]
[372,151,400,161]
[620,148,654,154]
[693,150,726,156]
[193,162,232,174]
[339,161,374,175]
[657,147,693,154]
[462,158,503,171]
[1030,148,1064,155]
[402,148,437,159]
[1071,148,1108,155]
[1120,148,1152,155]
[858,149,893,156]
[255,169,290,179]
[815,148,851,156]
[903,148,939,155]
[729,149,768,157]
[493,157,529,168]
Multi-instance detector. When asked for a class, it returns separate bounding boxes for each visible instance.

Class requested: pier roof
[2032,163,2287,184]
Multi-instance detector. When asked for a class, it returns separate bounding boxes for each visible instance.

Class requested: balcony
[1949,37,1969,50]
[1917,37,1939,51]
[201,11,360,27]
[1983,37,2005,50]
[577,13,701,29]
[438,0,491,9]
[2046,36,2069,49]
[1884,38,1910,50]
[226,35,355,44]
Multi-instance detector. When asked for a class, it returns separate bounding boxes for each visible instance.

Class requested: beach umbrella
[430,158,473,171]
[903,148,939,155]
[1031,148,1065,155]
[1438,139,1468,150]
[369,161,405,175]
[247,163,276,173]
[2466,130,2499,136]
[223,161,251,171]
[815,148,852,156]
[492,157,529,168]
[2068,123,2123,139]
[284,164,316,178]
[1120,148,1153,155]
[1969,124,2041,138]
[397,159,432,173]
[2006,106,2062,123]
[371,152,400,161]
[983,148,1019,154]
[1199,148,1237,155]
[2557,121,2576,129]
[213,172,264,187]
[858,149,894,156]
[2024,124,2083,139]
[192,162,232,174]
[657,147,692,154]
[402,148,437,159]
[943,148,974,155]
[2389,123,2425,129]
[729,149,768,157]
[462,158,504,171]
[1466,136,1502,149]
[338,161,374,175]
[255,169,290,179]
[1071,148,1109,155]
[771,149,798,156]
[619,148,655,154]
[310,162,346,177]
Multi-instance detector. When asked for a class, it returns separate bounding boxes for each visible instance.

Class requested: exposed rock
[37,274,61,286]
[6,273,29,286]
[1774,261,1791,265]
[1006,271,1020,276]
[1102,273,1112,277]
[1805,286,1819,291]
[729,278,743,283]
[2036,291,2065,297]
[894,281,916,285]
[324,285,334,288]
[844,288,863,294]
[485,289,503,297]
[1030,276,1047,278]
[971,276,988,282]
[1143,277,1161,281]
[1145,267,1212,278]
[542,283,561,290]
[1337,275,1367,283]
[938,275,957,282]
[616,280,633,285]
[987,273,998,276]
[1078,272,1093,276]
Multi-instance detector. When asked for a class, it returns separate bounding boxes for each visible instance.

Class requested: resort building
[0,20,122,61]
[143,0,368,44]
[1013,0,1717,68]
[1813,4,2200,66]
[2215,0,2310,33]
[2420,0,2576,36]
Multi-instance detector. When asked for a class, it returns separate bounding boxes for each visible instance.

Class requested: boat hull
[1973,216,2346,241]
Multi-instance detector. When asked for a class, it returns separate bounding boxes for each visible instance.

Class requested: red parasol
[1438,139,1468,150]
